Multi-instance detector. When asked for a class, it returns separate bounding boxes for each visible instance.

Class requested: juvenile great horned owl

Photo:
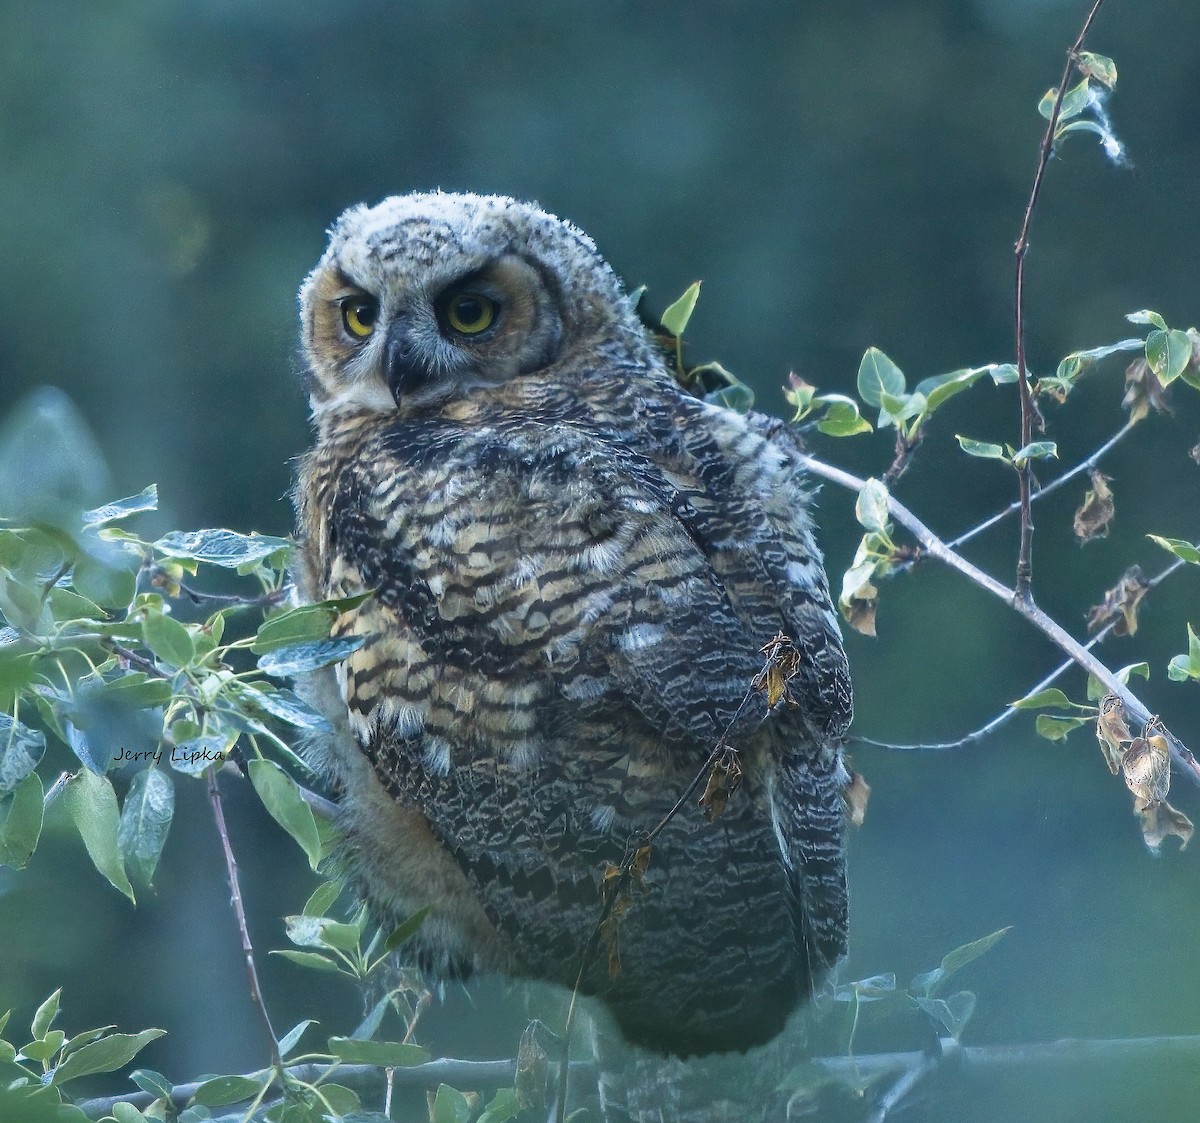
[293,192,852,1056]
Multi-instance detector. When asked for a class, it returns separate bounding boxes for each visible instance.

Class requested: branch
[948,419,1136,551]
[75,1034,1200,1120]
[1011,0,1108,601]
[852,556,1187,752]
[207,766,285,1074]
[797,451,1200,788]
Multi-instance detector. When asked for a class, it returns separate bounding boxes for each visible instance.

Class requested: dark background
[2,2,1199,1119]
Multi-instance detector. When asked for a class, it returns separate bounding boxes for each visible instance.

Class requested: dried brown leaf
[1086,565,1150,636]
[843,770,871,827]
[699,748,744,822]
[844,581,878,637]
[1121,734,1170,811]
[515,1022,550,1110]
[1122,356,1172,423]
[1073,470,1115,543]
[1136,799,1193,854]
[1096,694,1133,775]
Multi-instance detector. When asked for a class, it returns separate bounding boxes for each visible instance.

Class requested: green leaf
[0,714,46,795]
[247,759,322,870]
[878,389,926,428]
[1076,51,1117,88]
[31,991,62,1041]
[1010,688,1076,711]
[252,606,335,654]
[478,1087,522,1123]
[112,1103,147,1123]
[118,769,174,886]
[913,367,988,413]
[1147,535,1200,565]
[60,1026,117,1059]
[913,991,977,1040]
[1010,441,1058,467]
[230,683,331,733]
[1087,663,1150,701]
[326,1037,429,1067]
[955,435,1009,461]
[1127,309,1167,330]
[130,1068,175,1100]
[21,1031,65,1062]
[191,1074,267,1107]
[1146,328,1193,385]
[303,880,342,918]
[433,1084,472,1123]
[659,281,701,338]
[277,1020,317,1059]
[854,479,890,534]
[0,772,43,870]
[1038,77,1091,121]
[1035,714,1090,742]
[271,950,344,975]
[704,381,755,413]
[814,396,872,437]
[319,1084,361,1115]
[154,529,291,569]
[142,612,195,669]
[256,636,367,678]
[82,486,158,529]
[72,549,137,610]
[856,347,905,408]
[50,1029,164,1085]
[384,905,432,953]
[62,770,135,902]
[988,363,1020,384]
[1167,624,1200,682]
[93,672,174,711]
[937,926,1011,983]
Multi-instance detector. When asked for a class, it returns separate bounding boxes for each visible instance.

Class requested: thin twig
[1012,0,1108,601]
[797,451,1200,788]
[852,556,1186,752]
[207,765,285,1074]
[948,419,1136,551]
[552,682,762,1121]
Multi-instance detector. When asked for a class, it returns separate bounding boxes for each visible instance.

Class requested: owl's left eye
[341,296,378,340]
[445,292,496,336]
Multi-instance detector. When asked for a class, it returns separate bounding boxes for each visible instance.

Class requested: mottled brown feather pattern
[293,192,852,1056]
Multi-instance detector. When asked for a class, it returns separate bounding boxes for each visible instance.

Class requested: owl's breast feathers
[295,372,852,1052]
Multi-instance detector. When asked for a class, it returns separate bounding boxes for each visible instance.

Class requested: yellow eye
[341,297,378,339]
[446,292,496,335]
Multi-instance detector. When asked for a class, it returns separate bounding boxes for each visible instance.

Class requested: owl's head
[299,192,650,418]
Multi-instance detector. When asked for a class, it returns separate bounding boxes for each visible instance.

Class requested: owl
[292,192,853,1057]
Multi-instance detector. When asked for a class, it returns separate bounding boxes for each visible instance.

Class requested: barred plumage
[293,192,852,1056]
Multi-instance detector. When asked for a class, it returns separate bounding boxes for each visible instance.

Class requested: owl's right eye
[341,297,378,340]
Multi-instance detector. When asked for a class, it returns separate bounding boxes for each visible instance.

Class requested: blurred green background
[2,1,1199,1119]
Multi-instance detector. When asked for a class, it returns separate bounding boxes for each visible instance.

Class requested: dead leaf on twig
[1122,356,1172,424]
[843,770,871,827]
[515,1022,550,1110]
[1121,731,1170,811]
[752,632,804,706]
[598,845,652,978]
[1137,800,1193,854]
[699,747,743,822]
[1096,694,1133,775]
[1086,565,1150,636]
[1073,470,1115,543]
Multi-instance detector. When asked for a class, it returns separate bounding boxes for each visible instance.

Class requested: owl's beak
[384,321,432,400]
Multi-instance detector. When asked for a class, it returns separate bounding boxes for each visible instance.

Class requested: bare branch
[797,451,1200,787]
[207,766,285,1074]
[1012,0,1108,601]
[852,556,1187,752]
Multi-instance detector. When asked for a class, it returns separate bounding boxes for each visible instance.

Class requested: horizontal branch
[797,452,1200,788]
[76,1033,1200,1119]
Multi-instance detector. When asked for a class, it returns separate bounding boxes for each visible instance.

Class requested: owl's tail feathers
[774,753,850,994]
